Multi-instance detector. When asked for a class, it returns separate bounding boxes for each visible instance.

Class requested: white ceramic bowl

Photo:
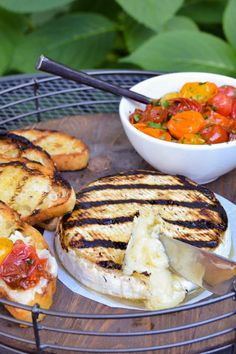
[119,72,236,184]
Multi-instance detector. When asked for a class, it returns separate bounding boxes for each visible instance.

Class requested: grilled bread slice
[11,129,89,171]
[56,171,229,301]
[0,132,55,172]
[0,156,75,225]
[0,201,57,322]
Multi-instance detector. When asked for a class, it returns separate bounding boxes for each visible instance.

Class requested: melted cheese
[9,230,31,245]
[123,212,186,309]
[0,278,48,304]
[37,249,58,278]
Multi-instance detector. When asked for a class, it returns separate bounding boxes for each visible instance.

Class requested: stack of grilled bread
[0,129,89,321]
[11,128,89,171]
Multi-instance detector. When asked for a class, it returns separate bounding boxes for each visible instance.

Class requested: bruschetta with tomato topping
[0,201,57,322]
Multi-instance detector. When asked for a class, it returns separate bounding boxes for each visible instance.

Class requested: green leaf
[0,33,11,74]
[115,0,184,31]
[179,0,228,24]
[122,30,236,76]
[0,0,74,13]
[0,9,26,73]
[123,15,198,53]
[223,0,236,49]
[72,0,121,20]
[121,15,155,52]
[11,13,116,73]
[159,16,199,33]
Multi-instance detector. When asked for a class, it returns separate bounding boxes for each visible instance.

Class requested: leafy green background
[0,0,236,76]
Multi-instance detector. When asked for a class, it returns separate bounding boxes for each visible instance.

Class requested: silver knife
[159,234,236,295]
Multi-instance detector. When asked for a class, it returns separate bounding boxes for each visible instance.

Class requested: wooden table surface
[0,113,235,354]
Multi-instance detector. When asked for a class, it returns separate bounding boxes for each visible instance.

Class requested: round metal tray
[0,70,235,354]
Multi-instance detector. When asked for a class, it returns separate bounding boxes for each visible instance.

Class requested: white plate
[44,194,236,310]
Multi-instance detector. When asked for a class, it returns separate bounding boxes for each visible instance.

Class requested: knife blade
[159,234,236,295]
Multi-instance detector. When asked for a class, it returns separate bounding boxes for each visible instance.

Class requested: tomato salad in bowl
[119,72,236,183]
[129,82,236,145]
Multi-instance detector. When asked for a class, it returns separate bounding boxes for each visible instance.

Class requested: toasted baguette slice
[11,129,89,171]
[0,201,57,322]
[0,156,75,225]
[0,132,55,172]
[38,217,59,231]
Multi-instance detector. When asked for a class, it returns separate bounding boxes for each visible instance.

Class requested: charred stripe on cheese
[69,238,127,250]
[76,199,220,211]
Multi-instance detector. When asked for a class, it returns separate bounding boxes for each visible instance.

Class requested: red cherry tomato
[229,132,236,141]
[147,105,168,123]
[219,85,236,98]
[0,240,48,290]
[205,112,232,131]
[167,98,202,116]
[231,99,236,120]
[209,93,233,116]
[200,125,228,144]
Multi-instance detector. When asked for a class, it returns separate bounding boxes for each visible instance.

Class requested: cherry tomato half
[180,82,218,103]
[167,98,202,116]
[231,99,236,120]
[147,105,168,123]
[219,85,236,98]
[205,112,232,131]
[200,125,228,144]
[0,238,13,265]
[179,133,205,145]
[209,93,233,116]
[167,111,205,139]
[0,240,48,290]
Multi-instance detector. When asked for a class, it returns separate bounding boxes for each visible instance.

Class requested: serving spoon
[36,55,153,105]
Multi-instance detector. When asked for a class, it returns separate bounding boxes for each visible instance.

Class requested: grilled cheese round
[56,171,230,308]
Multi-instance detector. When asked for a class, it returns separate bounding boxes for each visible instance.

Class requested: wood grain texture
[0,113,235,354]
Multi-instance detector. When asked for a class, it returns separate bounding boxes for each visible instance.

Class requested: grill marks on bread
[0,133,55,172]
[0,158,74,224]
[59,171,227,271]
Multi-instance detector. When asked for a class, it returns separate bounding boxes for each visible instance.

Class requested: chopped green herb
[151,99,161,106]
[134,114,141,122]
[147,122,167,130]
[26,258,34,265]
[147,122,162,129]
[161,100,170,108]
[212,105,217,112]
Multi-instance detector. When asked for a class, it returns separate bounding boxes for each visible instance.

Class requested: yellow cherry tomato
[0,237,13,264]
[179,133,206,145]
[180,82,218,103]
[160,92,179,105]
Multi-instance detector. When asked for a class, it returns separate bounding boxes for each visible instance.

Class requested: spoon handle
[36,55,152,105]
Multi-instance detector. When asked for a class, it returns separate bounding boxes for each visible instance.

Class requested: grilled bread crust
[58,171,228,281]
[11,129,89,171]
[0,133,55,172]
[0,201,56,322]
[0,156,75,225]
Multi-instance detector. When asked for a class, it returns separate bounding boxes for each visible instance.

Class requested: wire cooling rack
[0,70,235,354]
